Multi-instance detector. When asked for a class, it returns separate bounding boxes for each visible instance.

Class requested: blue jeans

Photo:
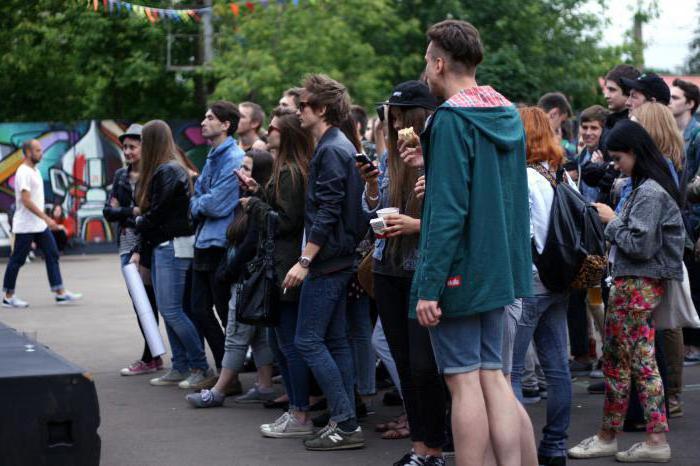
[151,243,207,373]
[3,229,63,293]
[295,271,355,423]
[510,291,571,458]
[347,294,376,396]
[273,300,312,411]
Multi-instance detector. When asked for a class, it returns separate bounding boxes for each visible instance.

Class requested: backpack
[529,164,608,292]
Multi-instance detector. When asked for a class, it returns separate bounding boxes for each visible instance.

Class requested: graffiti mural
[0,120,210,244]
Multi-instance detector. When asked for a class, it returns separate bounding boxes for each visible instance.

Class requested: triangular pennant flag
[145,7,154,23]
[152,8,159,20]
[261,0,269,7]
[188,10,201,22]
[125,2,131,12]
[277,0,286,5]
[93,0,99,11]
[245,1,255,13]
[230,3,240,16]
[116,0,122,14]
[293,0,299,6]
[103,0,108,10]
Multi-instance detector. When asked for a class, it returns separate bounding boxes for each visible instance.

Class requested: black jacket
[103,165,136,243]
[247,164,306,302]
[305,127,367,275]
[134,162,194,252]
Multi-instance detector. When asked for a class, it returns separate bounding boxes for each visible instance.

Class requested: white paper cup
[377,207,399,218]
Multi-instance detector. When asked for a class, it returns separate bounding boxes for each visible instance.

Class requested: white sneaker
[568,435,617,458]
[615,442,671,463]
[55,291,83,305]
[260,412,313,438]
[2,295,29,308]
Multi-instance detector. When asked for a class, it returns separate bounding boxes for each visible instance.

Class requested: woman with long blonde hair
[132,120,211,388]
[631,102,685,176]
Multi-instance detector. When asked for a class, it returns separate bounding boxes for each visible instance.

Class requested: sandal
[381,425,411,440]
[375,413,407,432]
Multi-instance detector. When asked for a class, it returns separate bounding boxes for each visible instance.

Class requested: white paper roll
[121,263,166,358]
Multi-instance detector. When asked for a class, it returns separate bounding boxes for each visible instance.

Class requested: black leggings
[373,273,447,448]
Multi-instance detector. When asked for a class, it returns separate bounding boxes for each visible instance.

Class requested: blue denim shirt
[190,136,244,249]
[577,149,600,203]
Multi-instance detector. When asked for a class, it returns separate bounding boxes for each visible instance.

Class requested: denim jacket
[190,137,244,249]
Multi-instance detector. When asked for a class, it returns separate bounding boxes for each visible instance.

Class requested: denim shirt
[190,136,244,249]
[577,149,600,203]
[361,151,417,277]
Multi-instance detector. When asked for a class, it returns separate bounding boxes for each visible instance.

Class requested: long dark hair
[227,149,275,245]
[270,112,313,201]
[606,119,682,207]
[339,116,362,152]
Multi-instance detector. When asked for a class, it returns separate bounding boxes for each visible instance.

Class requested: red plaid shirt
[445,86,512,108]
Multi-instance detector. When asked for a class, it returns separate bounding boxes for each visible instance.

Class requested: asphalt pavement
[1,254,699,465]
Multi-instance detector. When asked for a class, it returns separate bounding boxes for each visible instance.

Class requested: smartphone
[355,153,373,166]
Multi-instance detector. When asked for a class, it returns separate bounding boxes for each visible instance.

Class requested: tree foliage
[1,0,633,122]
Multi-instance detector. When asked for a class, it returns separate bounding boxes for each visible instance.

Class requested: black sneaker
[522,388,541,404]
[442,440,455,458]
[393,452,425,466]
[569,359,592,377]
[424,456,446,466]
[587,381,604,395]
[303,422,365,451]
[538,454,566,465]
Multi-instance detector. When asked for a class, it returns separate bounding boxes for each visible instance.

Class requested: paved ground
[1,254,699,466]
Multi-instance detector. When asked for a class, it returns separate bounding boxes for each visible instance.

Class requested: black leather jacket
[134,162,194,252]
[103,165,136,244]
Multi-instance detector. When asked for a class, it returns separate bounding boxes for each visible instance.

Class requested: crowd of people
[42,18,699,466]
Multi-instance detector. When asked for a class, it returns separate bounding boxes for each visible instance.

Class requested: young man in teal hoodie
[411,20,533,465]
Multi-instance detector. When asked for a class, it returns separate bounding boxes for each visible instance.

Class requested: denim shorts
[428,307,505,374]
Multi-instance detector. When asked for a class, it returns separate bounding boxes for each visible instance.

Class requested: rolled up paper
[121,263,166,357]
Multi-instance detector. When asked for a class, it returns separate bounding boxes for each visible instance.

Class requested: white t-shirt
[13,163,47,233]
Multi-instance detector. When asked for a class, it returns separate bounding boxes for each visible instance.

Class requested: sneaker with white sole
[178,368,216,390]
[186,388,225,408]
[683,350,700,367]
[303,422,365,451]
[615,441,670,463]
[260,411,314,438]
[568,435,617,458]
[120,359,160,376]
[150,369,189,386]
[2,295,29,308]
[235,384,277,404]
[55,291,83,305]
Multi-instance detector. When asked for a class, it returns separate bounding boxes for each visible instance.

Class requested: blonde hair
[631,102,685,171]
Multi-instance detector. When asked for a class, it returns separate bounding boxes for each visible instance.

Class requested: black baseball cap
[620,72,670,105]
[381,81,437,110]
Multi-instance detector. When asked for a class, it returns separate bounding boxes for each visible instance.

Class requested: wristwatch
[298,256,312,268]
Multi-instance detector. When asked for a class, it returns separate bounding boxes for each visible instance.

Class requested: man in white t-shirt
[2,140,82,307]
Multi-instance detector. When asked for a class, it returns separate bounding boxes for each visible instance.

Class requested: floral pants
[602,277,669,433]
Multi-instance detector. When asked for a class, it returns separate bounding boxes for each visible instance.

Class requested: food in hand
[398,127,419,147]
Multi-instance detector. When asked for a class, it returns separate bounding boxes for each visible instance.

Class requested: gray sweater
[605,178,684,281]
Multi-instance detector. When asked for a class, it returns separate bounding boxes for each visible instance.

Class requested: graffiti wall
[0,120,210,244]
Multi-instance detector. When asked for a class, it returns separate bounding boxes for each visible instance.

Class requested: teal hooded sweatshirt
[410,87,532,319]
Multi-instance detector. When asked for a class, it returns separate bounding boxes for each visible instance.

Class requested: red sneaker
[120,360,159,376]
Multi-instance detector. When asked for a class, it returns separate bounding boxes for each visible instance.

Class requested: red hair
[519,106,564,169]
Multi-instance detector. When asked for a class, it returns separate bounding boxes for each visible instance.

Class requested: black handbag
[235,210,280,326]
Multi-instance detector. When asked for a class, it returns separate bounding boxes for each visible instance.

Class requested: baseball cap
[382,81,437,110]
[620,73,670,105]
[119,123,143,143]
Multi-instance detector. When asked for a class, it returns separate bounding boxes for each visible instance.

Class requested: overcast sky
[587,0,698,72]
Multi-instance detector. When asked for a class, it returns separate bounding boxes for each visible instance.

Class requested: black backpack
[529,164,607,292]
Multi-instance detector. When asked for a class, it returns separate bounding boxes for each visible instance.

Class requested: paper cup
[370,217,387,238]
[377,207,399,218]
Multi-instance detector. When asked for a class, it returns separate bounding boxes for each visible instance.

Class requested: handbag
[654,262,700,330]
[356,246,374,298]
[235,211,280,327]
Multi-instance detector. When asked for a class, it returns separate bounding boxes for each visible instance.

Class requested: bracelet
[365,191,379,202]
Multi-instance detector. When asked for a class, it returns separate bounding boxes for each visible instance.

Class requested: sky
[587,0,698,72]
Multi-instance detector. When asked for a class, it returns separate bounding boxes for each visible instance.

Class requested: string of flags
[89,0,305,24]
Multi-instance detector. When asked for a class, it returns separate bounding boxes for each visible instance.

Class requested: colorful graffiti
[0,120,210,244]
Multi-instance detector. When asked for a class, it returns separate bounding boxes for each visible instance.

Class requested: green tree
[686,2,700,73]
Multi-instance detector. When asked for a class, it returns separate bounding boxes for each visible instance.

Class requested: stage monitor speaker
[0,322,100,466]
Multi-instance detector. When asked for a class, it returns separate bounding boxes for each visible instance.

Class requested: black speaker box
[0,322,100,466]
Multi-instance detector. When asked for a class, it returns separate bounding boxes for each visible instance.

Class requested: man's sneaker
[587,381,605,394]
[178,368,216,390]
[2,295,29,308]
[668,395,683,418]
[260,411,314,438]
[303,422,365,451]
[186,388,225,408]
[522,388,541,404]
[55,291,83,305]
[150,369,189,386]
[234,385,276,404]
[538,454,566,465]
[683,350,700,366]
[120,359,159,376]
[393,451,425,466]
[615,442,670,463]
[569,359,592,376]
[568,435,617,458]
[423,456,446,466]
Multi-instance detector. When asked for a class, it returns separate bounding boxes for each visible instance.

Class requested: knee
[294,335,317,357]
[445,371,481,396]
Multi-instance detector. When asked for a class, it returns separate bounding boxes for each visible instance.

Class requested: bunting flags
[89,0,304,24]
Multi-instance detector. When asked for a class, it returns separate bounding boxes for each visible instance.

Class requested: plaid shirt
[445,85,512,108]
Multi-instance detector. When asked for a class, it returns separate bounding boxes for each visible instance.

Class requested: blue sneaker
[186,389,225,408]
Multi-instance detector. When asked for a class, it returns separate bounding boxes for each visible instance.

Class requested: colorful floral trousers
[602,277,669,433]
